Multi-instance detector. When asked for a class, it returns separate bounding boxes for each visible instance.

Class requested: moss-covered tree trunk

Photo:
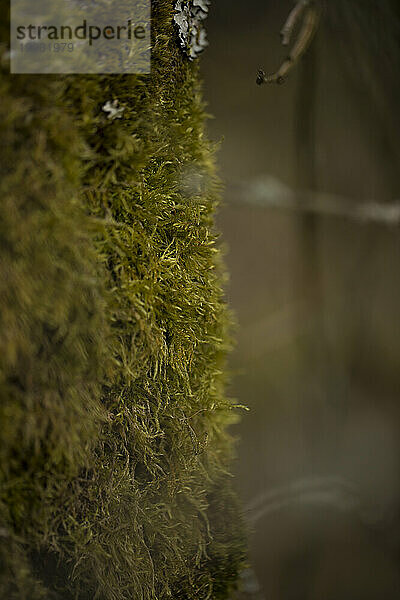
[0,1,245,598]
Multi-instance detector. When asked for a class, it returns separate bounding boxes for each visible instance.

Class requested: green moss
[0,1,246,598]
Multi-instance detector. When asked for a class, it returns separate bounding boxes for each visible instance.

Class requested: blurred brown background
[201,1,400,598]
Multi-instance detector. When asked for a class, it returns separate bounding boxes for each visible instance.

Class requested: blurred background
[201,1,400,598]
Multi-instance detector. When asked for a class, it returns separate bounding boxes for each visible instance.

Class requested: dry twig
[257,0,320,85]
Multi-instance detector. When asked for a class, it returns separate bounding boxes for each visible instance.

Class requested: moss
[0,1,246,598]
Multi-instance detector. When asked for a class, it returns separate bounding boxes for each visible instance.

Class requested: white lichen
[102,99,125,120]
[174,0,210,60]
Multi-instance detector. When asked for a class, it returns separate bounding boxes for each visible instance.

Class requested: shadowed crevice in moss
[0,1,247,598]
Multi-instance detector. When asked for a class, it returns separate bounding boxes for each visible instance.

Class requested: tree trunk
[0,2,246,598]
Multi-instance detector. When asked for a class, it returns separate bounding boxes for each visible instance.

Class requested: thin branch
[228,176,400,226]
[281,0,310,46]
[257,1,319,85]
[245,475,393,531]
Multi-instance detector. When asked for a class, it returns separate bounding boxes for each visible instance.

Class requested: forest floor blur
[202,1,400,598]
